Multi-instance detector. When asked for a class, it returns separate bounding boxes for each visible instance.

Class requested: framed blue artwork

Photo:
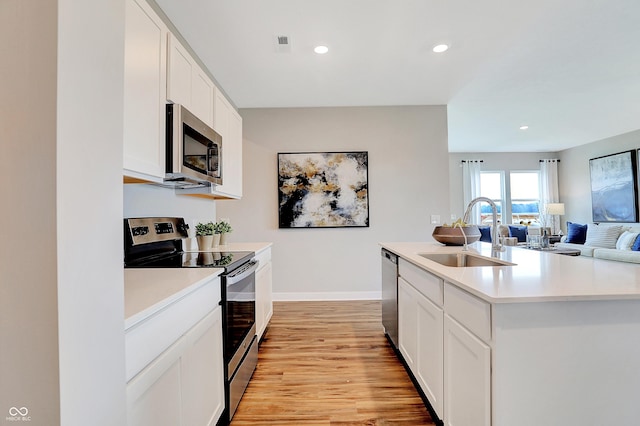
[589,150,638,223]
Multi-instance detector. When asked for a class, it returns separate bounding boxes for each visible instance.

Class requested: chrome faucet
[453,222,468,251]
[463,196,503,253]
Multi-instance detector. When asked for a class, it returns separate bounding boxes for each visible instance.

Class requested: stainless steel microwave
[165,104,222,187]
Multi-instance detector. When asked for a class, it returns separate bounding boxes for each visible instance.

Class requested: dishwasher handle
[382,249,397,264]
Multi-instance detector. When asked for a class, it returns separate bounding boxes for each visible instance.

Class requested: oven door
[224,259,259,375]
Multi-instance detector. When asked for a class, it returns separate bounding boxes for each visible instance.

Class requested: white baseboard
[273,291,382,302]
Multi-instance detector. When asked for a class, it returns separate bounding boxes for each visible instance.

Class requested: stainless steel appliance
[165,104,222,188]
[123,217,258,423]
[381,248,399,349]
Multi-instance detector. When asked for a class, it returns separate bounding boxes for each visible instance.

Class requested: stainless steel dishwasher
[381,248,399,349]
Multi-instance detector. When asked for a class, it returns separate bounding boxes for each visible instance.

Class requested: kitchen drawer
[254,247,271,271]
[444,282,491,342]
[399,259,443,306]
[125,277,221,381]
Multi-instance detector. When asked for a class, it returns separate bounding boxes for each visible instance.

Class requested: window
[478,170,541,225]
[479,171,504,224]
[510,171,540,224]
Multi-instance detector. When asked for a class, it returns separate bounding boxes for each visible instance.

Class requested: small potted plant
[216,220,233,246]
[211,220,222,248]
[195,222,214,250]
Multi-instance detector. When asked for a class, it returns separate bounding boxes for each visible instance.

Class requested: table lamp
[545,203,565,234]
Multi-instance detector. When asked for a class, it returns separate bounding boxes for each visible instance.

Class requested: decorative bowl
[432,225,481,246]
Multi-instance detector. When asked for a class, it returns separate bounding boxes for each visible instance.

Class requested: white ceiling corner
[154,0,640,153]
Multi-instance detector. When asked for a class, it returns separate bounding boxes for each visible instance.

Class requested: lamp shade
[545,203,565,216]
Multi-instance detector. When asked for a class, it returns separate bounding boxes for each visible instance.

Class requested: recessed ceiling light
[314,45,329,54]
[519,125,529,130]
[432,44,449,53]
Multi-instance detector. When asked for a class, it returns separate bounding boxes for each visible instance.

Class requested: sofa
[554,222,640,264]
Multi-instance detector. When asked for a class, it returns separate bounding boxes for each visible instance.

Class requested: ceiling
[154,0,640,153]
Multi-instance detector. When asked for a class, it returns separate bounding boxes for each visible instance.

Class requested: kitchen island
[381,241,640,426]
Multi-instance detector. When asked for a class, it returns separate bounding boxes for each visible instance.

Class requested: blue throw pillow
[508,225,528,243]
[565,222,587,244]
[478,226,492,242]
[632,235,640,251]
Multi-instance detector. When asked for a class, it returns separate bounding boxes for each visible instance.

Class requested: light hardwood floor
[230,301,435,425]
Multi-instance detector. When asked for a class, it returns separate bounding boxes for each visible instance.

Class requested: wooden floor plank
[230,301,435,425]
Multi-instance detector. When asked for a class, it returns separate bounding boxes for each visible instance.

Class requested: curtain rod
[539,159,561,162]
[460,160,483,163]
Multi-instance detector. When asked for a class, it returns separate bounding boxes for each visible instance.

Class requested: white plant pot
[196,235,213,251]
[211,234,221,248]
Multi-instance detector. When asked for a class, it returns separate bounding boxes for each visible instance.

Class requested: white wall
[217,106,450,300]
[448,151,558,220]
[1,1,60,423]
[124,184,217,241]
[558,129,640,226]
[56,0,126,425]
[2,1,127,425]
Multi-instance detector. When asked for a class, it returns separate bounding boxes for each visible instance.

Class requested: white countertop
[124,268,223,329]
[381,241,640,303]
[124,242,272,329]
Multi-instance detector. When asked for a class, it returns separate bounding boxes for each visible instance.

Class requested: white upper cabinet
[191,68,215,128]
[123,0,242,196]
[212,89,243,199]
[166,34,192,108]
[123,0,168,181]
[167,33,214,128]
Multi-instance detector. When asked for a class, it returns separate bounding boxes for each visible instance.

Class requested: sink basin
[419,252,515,267]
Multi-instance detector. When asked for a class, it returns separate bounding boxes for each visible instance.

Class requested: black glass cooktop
[126,251,254,272]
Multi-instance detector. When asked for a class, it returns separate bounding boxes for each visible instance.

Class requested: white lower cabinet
[397,260,490,424]
[181,308,225,426]
[126,337,185,426]
[415,289,444,418]
[443,314,491,426]
[126,307,224,426]
[255,247,273,341]
[398,274,444,418]
[398,278,418,368]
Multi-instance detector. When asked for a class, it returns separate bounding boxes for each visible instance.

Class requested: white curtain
[539,159,560,231]
[462,160,482,224]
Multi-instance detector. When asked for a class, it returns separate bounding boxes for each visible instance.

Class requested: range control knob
[131,226,149,236]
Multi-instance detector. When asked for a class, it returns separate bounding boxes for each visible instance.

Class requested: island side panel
[492,300,640,426]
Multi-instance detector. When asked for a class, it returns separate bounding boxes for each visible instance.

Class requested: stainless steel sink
[419,252,515,267]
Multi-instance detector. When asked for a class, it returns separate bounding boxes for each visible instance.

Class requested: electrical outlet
[451,214,457,220]
[430,214,441,224]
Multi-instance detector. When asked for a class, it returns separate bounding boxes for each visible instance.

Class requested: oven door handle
[225,259,259,285]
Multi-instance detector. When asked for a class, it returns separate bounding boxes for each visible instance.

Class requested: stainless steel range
[123,217,259,423]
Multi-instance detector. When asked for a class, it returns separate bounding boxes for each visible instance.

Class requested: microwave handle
[207,143,218,173]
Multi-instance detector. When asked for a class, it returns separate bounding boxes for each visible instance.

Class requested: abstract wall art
[277,152,369,228]
[589,150,638,223]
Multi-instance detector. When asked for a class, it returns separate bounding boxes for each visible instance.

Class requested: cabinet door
[182,307,225,426]
[126,337,186,426]
[123,0,167,180]
[398,277,418,369]
[166,33,192,108]
[167,34,215,127]
[212,90,243,198]
[255,261,273,340]
[416,292,444,418]
[191,67,215,127]
[444,315,491,426]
